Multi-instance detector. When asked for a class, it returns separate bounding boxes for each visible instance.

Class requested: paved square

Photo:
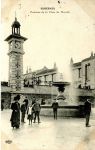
[1,109,95,150]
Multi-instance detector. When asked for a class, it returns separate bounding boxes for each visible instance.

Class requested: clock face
[14,41,21,49]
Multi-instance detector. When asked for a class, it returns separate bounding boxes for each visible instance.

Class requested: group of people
[10,95,41,129]
[27,100,41,125]
[10,94,92,129]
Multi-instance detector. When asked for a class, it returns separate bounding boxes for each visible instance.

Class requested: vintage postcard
[1,0,95,150]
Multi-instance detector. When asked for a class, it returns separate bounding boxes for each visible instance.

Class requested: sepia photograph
[1,0,95,150]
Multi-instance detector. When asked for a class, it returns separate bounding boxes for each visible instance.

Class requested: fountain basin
[40,105,83,117]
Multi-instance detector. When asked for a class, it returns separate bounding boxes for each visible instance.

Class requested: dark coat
[52,102,59,110]
[21,104,26,113]
[33,102,41,112]
[84,101,91,114]
[1,103,4,111]
[24,99,28,108]
[10,102,20,128]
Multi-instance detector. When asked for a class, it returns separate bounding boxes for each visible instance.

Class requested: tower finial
[15,11,17,21]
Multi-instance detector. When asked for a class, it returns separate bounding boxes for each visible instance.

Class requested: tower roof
[12,17,21,28]
[5,17,27,41]
[5,34,27,41]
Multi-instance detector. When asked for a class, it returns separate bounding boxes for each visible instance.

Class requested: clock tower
[5,17,27,91]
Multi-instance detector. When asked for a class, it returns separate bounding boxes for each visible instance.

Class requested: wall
[1,92,11,109]
[71,56,95,89]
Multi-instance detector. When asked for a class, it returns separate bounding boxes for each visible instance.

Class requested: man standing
[24,97,29,110]
[33,100,41,123]
[52,100,59,120]
[21,101,26,123]
[1,100,4,111]
[84,99,92,127]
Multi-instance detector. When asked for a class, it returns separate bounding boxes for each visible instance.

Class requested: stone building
[23,63,58,87]
[70,52,95,90]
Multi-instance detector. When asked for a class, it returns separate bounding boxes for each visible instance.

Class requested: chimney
[91,51,93,57]
[29,67,32,73]
[54,62,57,69]
[70,58,73,66]
[26,66,28,74]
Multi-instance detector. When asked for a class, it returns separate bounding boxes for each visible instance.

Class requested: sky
[1,0,95,81]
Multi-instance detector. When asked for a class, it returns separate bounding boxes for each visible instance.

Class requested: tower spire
[15,11,17,20]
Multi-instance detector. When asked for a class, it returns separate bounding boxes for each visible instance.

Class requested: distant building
[70,52,95,90]
[23,63,58,87]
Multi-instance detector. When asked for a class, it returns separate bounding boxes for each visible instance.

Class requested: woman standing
[10,95,20,129]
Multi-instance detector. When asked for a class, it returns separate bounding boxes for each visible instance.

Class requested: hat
[14,95,20,101]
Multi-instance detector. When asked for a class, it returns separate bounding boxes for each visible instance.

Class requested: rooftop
[24,66,57,76]
[82,55,95,62]
[73,62,81,67]
[5,34,27,41]
[72,52,95,67]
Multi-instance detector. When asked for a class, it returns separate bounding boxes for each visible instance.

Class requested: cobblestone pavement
[1,109,95,150]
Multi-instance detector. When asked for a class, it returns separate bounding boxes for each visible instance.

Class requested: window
[85,63,90,81]
[78,68,81,78]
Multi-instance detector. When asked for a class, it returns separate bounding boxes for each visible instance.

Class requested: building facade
[70,52,95,90]
[23,63,58,87]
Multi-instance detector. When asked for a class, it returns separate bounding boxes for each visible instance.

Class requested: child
[27,104,34,125]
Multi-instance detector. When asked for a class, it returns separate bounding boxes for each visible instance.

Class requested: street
[1,109,95,150]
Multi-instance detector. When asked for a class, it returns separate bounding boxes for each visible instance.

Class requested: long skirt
[10,111,20,128]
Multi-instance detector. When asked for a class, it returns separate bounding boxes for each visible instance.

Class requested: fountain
[40,73,80,117]
[52,81,70,105]
[51,80,80,117]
